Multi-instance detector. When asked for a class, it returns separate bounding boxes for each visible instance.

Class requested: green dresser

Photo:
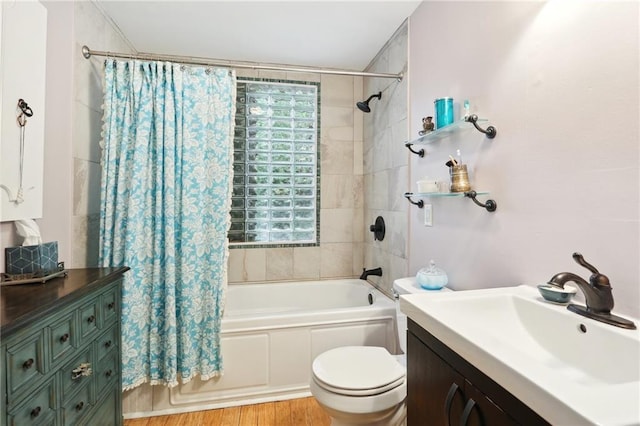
[1,268,129,426]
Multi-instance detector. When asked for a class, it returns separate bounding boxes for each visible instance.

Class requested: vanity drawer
[60,347,94,400]
[101,284,120,326]
[5,330,46,401]
[49,310,77,366]
[79,300,100,342]
[62,379,93,426]
[6,377,56,426]
[96,325,118,361]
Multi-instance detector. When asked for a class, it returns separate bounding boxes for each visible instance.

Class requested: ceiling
[95,1,421,71]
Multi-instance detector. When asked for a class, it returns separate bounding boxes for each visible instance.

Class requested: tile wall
[362,22,409,295]
[71,2,133,268]
[227,71,365,283]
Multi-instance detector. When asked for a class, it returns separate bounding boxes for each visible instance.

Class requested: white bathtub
[148,279,399,416]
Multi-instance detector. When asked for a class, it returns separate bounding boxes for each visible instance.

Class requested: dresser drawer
[6,376,56,426]
[61,347,94,401]
[96,352,118,400]
[96,325,118,360]
[101,284,120,326]
[62,379,93,426]
[79,300,100,342]
[49,310,77,366]
[91,387,122,426]
[5,330,46,401]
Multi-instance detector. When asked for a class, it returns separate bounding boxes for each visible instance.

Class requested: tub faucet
[360,267,382,281]
[547,252,635,329]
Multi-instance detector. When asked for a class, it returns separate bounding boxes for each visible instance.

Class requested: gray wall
[408,2,639,317]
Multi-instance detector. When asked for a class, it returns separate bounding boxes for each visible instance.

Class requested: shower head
[356,92,382,113]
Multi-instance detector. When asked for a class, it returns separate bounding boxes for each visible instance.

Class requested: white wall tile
[266,248,293,281]
[320,243,353,278]
[293,246,321,280]
[320,209,355,243]
[73,158,101,216]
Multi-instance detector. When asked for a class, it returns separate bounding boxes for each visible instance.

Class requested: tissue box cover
[5,241,59,276]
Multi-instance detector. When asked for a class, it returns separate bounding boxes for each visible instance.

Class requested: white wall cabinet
[0,1,47,222]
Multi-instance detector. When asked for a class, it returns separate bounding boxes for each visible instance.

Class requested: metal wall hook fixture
[466,114,497,139]
[405,142,425,157]
[404,192,424,208]
[17,99,33,117]
[464,191,497,212]
[369,216,386,241]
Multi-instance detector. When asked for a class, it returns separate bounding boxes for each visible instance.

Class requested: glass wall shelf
[404,115,497,157]
[404,190,497,212]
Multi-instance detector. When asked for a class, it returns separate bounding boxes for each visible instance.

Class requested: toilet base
[318,399,406,426]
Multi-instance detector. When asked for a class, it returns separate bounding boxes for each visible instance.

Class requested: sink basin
[400,285,640,426]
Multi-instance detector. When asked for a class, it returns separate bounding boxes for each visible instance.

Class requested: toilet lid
[312,346,405,392]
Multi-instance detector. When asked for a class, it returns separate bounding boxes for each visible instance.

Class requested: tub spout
[360,267,382,280]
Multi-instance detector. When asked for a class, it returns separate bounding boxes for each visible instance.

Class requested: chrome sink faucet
[548,253,636,329]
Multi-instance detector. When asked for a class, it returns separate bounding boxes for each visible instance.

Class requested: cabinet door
[462,379,518,426]
[407,331,465,426]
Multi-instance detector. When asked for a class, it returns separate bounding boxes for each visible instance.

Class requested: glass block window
[230,79,319,245]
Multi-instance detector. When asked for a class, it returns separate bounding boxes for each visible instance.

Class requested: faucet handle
[572,252,598,273]
[572,252,610,287]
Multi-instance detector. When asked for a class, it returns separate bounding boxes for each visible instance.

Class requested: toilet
[310,277,451,426]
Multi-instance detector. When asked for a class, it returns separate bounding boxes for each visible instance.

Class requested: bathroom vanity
[401,285,640,426]
[407,319,548,425]
[1,267,128,425]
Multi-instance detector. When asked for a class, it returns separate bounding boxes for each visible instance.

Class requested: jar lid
[418,260,446,277]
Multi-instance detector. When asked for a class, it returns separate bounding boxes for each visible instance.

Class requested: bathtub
[147,279,399,416]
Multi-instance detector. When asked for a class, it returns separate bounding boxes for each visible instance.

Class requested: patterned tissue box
[5,241,59,277]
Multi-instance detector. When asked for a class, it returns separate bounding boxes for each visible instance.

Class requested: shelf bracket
[466,115,497,139]
[404,192,424,208]
[464,191,497,212]
[404,142,425,157]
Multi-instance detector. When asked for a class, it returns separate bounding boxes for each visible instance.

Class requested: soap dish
[537,284,577,304]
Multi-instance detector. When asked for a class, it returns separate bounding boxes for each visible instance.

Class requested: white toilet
[310,277,451,426]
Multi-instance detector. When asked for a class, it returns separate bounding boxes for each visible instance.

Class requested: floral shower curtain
[99,59,236,390]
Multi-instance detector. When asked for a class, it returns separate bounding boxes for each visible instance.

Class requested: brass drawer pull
[60,333,70,343]
[71,362,92,380]
[87,315,96,323]
[23,358,34,369]
[75,401,84,411]
[107,302,115,310]
[30,406,41,418]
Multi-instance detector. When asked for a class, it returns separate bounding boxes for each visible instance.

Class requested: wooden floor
[123,397,330,426]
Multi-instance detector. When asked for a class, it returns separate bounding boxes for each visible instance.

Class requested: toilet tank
[393,277,452,354]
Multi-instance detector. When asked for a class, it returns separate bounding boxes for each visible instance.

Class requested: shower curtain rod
[82,46,403,81]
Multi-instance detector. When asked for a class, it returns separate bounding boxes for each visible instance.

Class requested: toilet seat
[313,374,405,396]
[312,346,406,396]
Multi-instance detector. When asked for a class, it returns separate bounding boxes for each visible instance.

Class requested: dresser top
[1,267,129,335]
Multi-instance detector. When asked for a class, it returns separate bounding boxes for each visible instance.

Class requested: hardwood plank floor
[124,397,330,426]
